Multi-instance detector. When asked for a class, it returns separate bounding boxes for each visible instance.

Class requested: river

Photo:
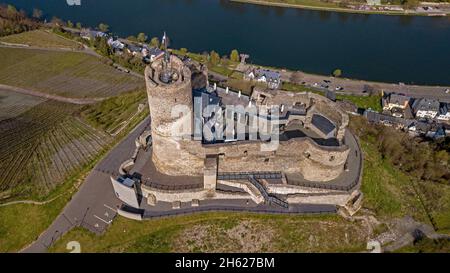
[4,0,450,85]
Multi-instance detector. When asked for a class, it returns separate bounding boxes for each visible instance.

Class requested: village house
[107,37,125,53]
[437,103,450,122]
[145,47,164,62]
[80,29,107,40]
[125,43,143,56]
[245,68,281,89]
[412,98,441,119]
[381,91,414,118]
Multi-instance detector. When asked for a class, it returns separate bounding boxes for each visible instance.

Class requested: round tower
[145,55,193,137]
[144,54,203,176]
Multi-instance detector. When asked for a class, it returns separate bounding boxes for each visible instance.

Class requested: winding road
[22,117,151,253]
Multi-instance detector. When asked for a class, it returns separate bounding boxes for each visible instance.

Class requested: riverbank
[231,0,450,16]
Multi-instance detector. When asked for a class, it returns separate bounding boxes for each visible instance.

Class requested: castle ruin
[111,42,363,218]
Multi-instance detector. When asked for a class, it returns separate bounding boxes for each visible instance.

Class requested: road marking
[94,215,112,224]
[104,204,117,212]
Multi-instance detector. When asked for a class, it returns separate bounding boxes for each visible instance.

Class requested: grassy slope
[353,117,450,234]
[0,47,143,98]
[49,213,368,253]
[0,29,81,49]
[81,89,147,132]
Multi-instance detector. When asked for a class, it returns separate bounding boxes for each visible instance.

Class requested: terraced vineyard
[0,30,82,49]
[0,47,144,98]
[0,99,113,200]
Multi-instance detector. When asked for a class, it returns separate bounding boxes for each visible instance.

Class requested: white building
[437,103,450,122]
[413,98,440,119]
[245,68,281,89]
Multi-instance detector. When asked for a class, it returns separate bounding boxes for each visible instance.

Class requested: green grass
[282,82,383,112]
[49,213,368,253]
[0,191,72,252]
[337,94,382,112]
[208,64,234,77]
[0,47,144,98]
[281,82,321,93]
[352,116,450,232]
[415,181,450,233]
[81,89,147,132]
[359,138,421,218]
[0,29,82,49]
[394,237,450,253]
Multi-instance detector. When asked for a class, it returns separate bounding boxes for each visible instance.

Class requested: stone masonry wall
[145,56,351,181]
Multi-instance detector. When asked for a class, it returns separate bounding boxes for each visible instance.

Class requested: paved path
[0,84,103,105]
[22,117,151,253]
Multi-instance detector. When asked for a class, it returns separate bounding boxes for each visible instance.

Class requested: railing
[142,205,336,219]
[218,171,283,180]
[141,179,203,191]
[247,176,289,209]
[288,179,359,192]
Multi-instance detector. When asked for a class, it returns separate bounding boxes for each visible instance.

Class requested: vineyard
[0,47,144,98]
[0,89,46,121]
[81,89,148,132]
[0,29,82,49]
[0,98,113,200]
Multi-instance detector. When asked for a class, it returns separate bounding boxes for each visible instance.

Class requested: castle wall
[179,137,349,182]
[144,55,351,182]
[251,89,349,142]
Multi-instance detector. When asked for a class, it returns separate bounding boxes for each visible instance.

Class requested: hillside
[0,47,144,98]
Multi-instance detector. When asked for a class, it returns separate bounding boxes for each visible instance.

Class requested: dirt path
[0,84,104,105]
[0,195,61,207]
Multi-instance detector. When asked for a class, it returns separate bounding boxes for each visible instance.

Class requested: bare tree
[32,8,42,19]
[290,71,303,84]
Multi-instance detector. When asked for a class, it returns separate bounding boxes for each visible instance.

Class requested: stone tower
[144,53,204,176]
